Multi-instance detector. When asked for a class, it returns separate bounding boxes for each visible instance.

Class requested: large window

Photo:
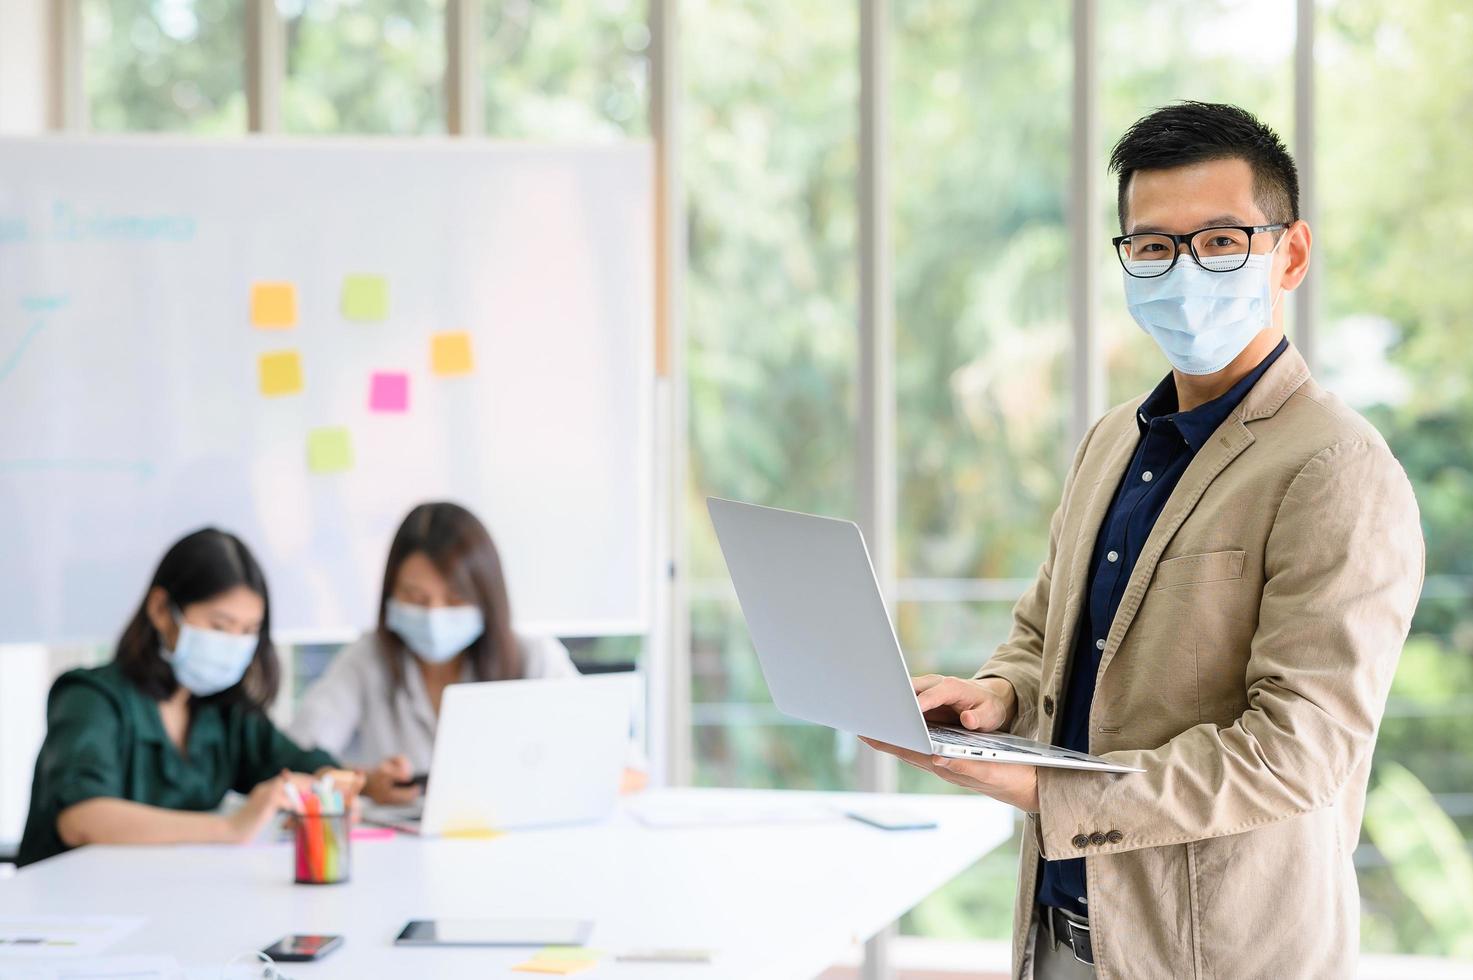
[1317,0,1473,957]
[684,0,860,790]
[889,0,1071,940]
[482,0,649,139]
[282,0,446,134]
[84,0,247,132]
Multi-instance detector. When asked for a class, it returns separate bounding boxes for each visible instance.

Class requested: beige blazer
[976,344,1424,980]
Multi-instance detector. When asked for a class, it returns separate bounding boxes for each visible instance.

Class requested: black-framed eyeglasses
[1112,224,1287,278]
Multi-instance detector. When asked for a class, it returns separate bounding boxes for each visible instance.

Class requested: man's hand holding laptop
[860,674,1041,814]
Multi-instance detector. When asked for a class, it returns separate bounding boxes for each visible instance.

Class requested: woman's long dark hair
[378,502,522,685]
[115,528,279,711]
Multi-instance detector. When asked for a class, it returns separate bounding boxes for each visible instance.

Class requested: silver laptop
[707,497,1142,774]
[363,674,634,835]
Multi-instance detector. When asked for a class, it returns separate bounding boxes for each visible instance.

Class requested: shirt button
[1095,638,1106,651]
[1089,832,1108,846]
[1072,834,1090,849]
[1043,695,1055,716]
[1106,550,1119,563]
[1106,830,1124,844]
[1141,470,1154,482]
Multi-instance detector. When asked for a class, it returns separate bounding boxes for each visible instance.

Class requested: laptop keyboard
[927,724,1012,749]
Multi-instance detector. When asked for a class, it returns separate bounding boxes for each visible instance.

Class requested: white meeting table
[0,788,1014,979]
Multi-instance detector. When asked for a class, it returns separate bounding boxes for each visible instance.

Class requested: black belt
[1042,905,1094,966]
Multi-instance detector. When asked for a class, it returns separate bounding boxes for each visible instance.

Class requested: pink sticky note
[350,826,396,842]
[369,371,409,413]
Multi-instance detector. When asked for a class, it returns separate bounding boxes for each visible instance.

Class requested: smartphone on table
[262,934,344,962]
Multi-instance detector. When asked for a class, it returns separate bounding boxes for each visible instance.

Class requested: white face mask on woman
[161,616,258,696]
[385,599,485,664]
[1123,235,1285,376]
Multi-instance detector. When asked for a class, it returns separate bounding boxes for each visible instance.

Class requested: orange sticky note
[511,961,595,976]
[250,282,297,329]
[430,331,474,376]
[258,350,303,397]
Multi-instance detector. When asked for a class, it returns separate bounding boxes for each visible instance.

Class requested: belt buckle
[1063,916,1093,966]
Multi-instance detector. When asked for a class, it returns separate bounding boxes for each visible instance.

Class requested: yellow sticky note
[441,825,503,840]
[431,330,474,376]
[258,350,303,397]
[511,960,594,976]
[250,282,297,329]
[341,274,389,321]
[307,427,353,474]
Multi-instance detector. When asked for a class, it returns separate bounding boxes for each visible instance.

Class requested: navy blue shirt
[1037,338,1288,916]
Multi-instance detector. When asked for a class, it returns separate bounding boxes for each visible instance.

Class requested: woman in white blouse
[289,501,615,806]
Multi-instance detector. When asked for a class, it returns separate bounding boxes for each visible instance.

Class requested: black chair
[571,660,637,675]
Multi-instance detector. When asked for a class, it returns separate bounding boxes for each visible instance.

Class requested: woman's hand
[305,766,366,822]
[309,766,366,800]
[225,774,289,843]
[362,755,420,806]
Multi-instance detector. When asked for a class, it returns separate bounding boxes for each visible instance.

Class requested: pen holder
[291,812,351,885]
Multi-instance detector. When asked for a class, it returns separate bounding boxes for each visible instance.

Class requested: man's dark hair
[1108,101,1299,231]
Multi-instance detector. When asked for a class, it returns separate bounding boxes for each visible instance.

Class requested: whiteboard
[0,137,653,643]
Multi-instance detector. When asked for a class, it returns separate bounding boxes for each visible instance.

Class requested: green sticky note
[341,274,388,321]
[307,427,353,474]
[534,948,601,963]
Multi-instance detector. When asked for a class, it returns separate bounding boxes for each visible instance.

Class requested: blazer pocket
[1152,549,1246,590]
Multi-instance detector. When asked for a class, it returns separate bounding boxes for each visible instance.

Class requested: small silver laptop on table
[708,497,1142,774]
[363,674,635,835]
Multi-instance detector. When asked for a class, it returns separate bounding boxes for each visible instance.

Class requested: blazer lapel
[1096,420,1254,671]
[1095,344,1313,677]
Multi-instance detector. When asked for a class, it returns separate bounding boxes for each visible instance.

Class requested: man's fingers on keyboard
[911,674,945,694]
[916,678,976,713]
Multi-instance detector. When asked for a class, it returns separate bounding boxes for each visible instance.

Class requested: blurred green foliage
[84,0,247,132]
[1364,761,1473,957]
[281,0,446,134]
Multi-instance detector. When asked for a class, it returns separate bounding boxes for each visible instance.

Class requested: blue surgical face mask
[161,615,258,697]
[1123,238,1285,376]
[386,599,485,664]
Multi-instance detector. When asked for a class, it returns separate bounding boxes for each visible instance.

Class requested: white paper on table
[0,954,180,979]
[627,797,840,829]
[0,918,146,961]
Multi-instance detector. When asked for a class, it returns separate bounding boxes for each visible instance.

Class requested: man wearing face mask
[861,102,1424,978]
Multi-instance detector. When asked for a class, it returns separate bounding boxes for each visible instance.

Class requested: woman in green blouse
[18,528,361,866]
